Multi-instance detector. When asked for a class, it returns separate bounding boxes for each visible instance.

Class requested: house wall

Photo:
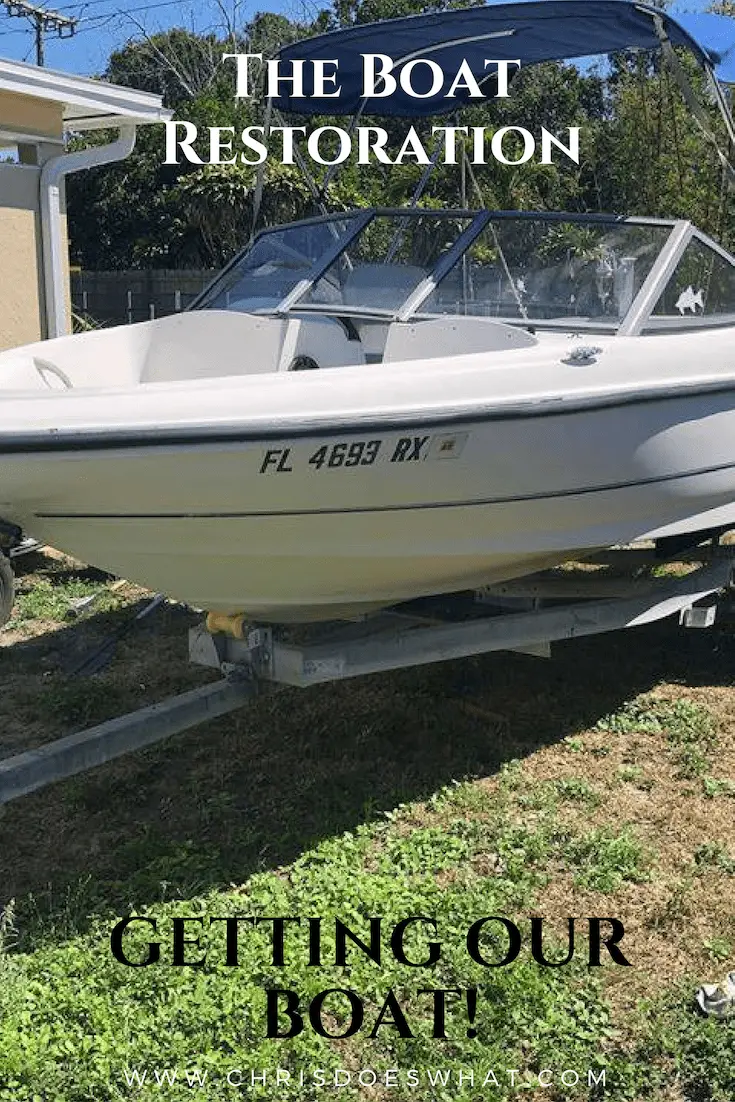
[0,162,46,350]
[0,86,70,351]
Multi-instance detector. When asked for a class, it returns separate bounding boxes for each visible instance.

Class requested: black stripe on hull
[33,459,735,520]
[2,376,735,455]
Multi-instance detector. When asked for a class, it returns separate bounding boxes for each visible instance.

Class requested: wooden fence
[71,269,216,327]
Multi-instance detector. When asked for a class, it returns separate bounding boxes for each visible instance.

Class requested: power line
[0,0,193,36]
[0,0,77,64]
[56,0,148,13]
[71,0,194,40]
[57,0,197,11]
[88,0,193,19]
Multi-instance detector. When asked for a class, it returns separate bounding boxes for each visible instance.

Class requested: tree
[65,9,735,271]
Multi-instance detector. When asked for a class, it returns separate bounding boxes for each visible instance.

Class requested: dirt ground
[2,549,735,1016]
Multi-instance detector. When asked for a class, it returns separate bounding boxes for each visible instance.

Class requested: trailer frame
[0,547,732,807]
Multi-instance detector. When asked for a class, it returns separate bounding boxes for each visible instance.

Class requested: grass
[693,842,735,875]
[596,696,718,779]
[6,574,123,629]
[0,817,619,1100]
[565,827,652,893]
[702,775,735,799]
[2,553,735,1099]
[703,935,733,963]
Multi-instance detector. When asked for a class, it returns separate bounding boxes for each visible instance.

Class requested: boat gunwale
[3,373,735,454]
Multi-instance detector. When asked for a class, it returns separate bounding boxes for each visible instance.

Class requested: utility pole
[1,1,77,66]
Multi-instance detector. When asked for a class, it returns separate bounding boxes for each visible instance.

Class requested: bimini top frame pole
[652,13,735,192]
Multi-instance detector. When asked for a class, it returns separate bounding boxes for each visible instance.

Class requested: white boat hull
[2,313,735,621]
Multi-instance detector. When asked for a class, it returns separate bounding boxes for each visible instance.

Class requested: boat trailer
[1,545,733,807]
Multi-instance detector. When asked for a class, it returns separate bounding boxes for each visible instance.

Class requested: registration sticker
[428,432,469,460]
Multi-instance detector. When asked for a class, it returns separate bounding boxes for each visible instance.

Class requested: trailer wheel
[0,554,14,628]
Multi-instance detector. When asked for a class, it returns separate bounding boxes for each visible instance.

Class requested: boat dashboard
[192,208,735,340]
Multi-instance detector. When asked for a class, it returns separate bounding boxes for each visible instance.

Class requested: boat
[1,1,735,625]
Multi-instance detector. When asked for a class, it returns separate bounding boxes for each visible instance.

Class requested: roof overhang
[0,56,172,133]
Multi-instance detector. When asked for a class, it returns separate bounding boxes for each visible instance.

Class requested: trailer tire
[0,554,14,628]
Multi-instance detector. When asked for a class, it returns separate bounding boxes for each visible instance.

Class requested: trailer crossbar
[190,557,734,687]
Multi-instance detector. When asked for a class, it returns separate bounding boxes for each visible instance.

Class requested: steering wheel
[34,357,73,390]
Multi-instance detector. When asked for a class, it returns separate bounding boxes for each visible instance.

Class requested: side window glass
[650,239,735,324]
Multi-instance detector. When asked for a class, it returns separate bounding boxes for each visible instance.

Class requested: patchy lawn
[1,552,734,1100]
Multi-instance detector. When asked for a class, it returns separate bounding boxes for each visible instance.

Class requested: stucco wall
[0,159,72,352]
[0,88,71,350]
[0,162,45,350]
[0,89,63,143]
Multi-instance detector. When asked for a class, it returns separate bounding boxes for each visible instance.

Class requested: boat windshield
[194,209,734,332]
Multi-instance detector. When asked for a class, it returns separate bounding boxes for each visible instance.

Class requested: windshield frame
[634,225,735,333]
[190,208,735,334]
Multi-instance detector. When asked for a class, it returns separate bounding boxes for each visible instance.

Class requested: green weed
[7,578,121,627]
[566,827,652,893]
[596,697,716,779]
[694,842,735,875]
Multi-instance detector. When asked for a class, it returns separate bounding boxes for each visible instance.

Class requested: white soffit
[0,55,172,130]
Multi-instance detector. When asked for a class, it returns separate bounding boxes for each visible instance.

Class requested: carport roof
[0,55,171,131]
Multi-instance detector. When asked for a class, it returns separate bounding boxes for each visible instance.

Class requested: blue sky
[0,0,297,74]
[0,0,716,77]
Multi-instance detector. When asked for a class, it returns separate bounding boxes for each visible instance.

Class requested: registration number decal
[258,433,467,474]
[308,439,382,470]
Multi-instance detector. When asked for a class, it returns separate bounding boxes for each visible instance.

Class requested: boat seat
[141,313,365,381]
[382,317,537,363]
[140,312,287,382]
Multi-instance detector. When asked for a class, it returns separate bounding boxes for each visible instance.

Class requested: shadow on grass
[1,575,735,949]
